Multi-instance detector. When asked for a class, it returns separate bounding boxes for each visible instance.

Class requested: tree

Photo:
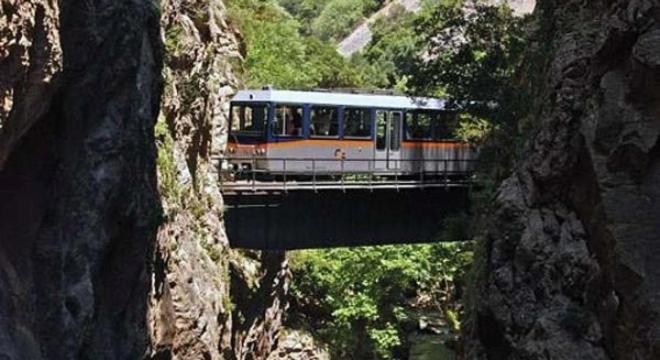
[228,0,364,89]
[411,2,527,101]
[312,0,367,41]
[290,242,473,359]
[276,0,332,34]
[352,6,421,90]
[244,18,318,88]
[408,1,530,179]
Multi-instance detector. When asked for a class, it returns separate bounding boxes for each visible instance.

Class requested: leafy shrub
[311,0,368,41]
[277,0,332,34]
[289,242,473,359]
[350,5,420,90]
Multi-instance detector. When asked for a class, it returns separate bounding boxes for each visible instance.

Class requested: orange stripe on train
[401,141,467,149]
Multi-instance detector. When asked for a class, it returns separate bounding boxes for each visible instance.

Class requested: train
[224,88,476,179]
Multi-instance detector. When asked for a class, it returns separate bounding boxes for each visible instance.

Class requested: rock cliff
[465,0,660,359]
[150,0,289,358]
[0,0,162,358]
[0,0,288,359]
[0,0,62,169]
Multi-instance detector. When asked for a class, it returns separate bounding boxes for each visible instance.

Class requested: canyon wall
[0,0,162,357]
[465,0,660,359]
[0,0,288,359]
[151,0,290,358]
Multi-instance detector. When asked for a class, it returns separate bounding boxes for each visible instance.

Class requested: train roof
[231,89,447,111]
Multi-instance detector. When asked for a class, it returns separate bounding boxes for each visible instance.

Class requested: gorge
[1,0,659,359]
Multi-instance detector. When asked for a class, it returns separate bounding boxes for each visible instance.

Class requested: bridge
[220,158,475,249]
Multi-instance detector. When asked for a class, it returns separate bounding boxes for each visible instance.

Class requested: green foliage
[351,5,420,90]
[303,37,367,88]
[222,293,236,313]
[410,2,527,100]
[245,19,318,88]
[352,0,529,171]
[289,242,473,359]
[408,1,530,183]
[201,235,224,263]
[155,116,184,210]
[454,113,493,143]
[311,0,367,41]
[278,0,384,38]
[277,0,332,34]
[369,323,401,359]
[227,0,364,89]
[164,23,186,58]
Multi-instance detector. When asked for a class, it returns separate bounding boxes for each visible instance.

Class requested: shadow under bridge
[223,188,469,250]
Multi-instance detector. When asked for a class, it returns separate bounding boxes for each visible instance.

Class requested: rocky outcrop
[1,0,288,358]
[498,0,535,15]
[0,0,162,358]
[267,329,330,360]
[337,0,421,57]
[149,0,289,358]
[465,1,660,359]
[149,1,240,355]
[0,0,61,168]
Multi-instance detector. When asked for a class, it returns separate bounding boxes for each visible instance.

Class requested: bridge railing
[219,157,478,193]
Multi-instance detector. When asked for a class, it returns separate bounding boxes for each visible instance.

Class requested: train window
[390,112,401,151]
[343,108,372,138]
[310,107,339,137]
[405,112,414,138]
[434,111,456,140]
[376,111,387,150]
[231,104,267,135]
[273,105,304,137]
[407,111,434,140]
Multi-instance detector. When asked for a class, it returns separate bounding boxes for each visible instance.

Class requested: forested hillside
[225,0,370,88]
[227,0,527,94]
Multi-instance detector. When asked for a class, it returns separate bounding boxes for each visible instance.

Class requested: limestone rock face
[0,0,162,358]
[465,1,660,359]
[149,0,290,358]
[500,0,535,15]
[0,0,288,358]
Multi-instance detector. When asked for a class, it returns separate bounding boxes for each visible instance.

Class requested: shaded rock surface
[0,0,162,358]
[267,329,330,360]
[149,0,290,358]
[0,0,61,168]
[0,0,289,359]
[465,0,660,359]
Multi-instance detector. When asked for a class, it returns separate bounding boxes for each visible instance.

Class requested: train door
[374,110,402,171]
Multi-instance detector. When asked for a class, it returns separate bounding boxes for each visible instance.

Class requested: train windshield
[231,104,267,136]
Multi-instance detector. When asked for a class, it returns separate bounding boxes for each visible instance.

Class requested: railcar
[224,88,475,179]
